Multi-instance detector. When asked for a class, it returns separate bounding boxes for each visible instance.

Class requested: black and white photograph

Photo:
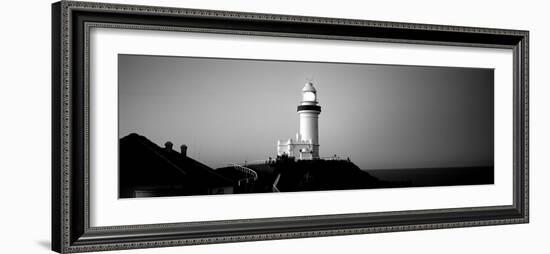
[118,55,494,198]
[42,1,535,253]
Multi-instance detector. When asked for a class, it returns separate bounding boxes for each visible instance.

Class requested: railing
[272,173,281,192]
[228,163,258,186]
[319,156,347,161]
[241,159,273,166]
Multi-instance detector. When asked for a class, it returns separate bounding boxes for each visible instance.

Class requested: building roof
[119,133,233,197]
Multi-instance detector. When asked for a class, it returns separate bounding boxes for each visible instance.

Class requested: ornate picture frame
[52,1,529,253]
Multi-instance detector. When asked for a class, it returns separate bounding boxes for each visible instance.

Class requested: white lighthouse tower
[298,82,321,158]
[277,82,322,160]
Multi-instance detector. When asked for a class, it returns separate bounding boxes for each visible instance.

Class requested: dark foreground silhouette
[119,133,493,198]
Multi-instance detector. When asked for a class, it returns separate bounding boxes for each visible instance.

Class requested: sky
[118,54,494,170]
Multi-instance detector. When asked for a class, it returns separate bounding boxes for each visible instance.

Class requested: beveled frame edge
[52,1,529,253]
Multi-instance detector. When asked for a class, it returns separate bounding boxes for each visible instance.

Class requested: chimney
[164,141,173,152]
[180,144,188,157]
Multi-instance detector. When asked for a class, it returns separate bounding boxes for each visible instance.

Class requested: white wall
[0,0,547,253]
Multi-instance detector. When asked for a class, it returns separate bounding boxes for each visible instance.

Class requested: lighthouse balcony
[296,105,321,112]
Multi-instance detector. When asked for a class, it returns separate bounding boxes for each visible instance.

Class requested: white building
[277,82,322,160]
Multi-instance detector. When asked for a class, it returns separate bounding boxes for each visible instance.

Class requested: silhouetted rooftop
[119,133,233,198]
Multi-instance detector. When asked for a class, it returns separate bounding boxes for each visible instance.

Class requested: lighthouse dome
[302,82,317,93]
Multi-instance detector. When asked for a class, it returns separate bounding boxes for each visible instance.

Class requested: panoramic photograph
[118,54,494,198]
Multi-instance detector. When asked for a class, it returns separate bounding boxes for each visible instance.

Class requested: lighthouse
[298,82,321,158]
[277,82,322,160]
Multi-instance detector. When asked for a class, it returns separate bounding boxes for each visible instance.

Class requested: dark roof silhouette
[119,133,233,198]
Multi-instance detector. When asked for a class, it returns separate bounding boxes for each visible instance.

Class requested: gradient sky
[118,54,494,169]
